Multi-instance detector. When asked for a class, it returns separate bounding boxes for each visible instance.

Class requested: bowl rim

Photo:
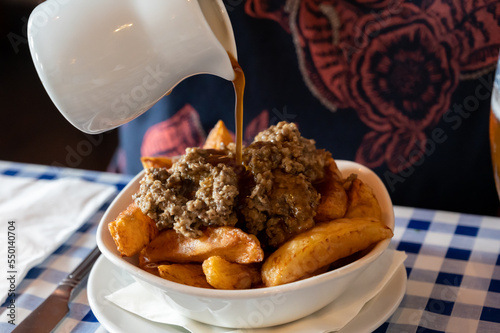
[96,160,394,299]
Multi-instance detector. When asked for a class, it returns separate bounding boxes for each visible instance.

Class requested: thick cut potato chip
[202,256,261,289]
[203,120,234,149]
[108,203,159,257]
[261,218,393,287]
[343,175,382,220]
[140,156,173,169]
[315,157,347,221]
[295,265,331,282]
[324,156,343,182]
[158,264,212,288]
[315,180,348,222]
[140,226,264,265]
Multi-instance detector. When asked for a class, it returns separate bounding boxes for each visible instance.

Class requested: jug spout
[28,0,237,134]
[198,0,237,61]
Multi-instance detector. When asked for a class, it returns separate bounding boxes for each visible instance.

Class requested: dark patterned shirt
[117,0,500,216]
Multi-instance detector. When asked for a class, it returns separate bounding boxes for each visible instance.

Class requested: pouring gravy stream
[229,53,245,165]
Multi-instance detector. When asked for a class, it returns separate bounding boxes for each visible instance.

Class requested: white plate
[88,256,407,333]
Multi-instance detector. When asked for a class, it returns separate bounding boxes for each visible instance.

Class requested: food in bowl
[107,121,392,289]
[97,120,395,328]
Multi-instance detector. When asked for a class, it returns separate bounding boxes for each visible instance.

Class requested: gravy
[229,53,245,164]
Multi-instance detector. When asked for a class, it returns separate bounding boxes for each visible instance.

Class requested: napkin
[0,175,116,305]
[105,249,407,333]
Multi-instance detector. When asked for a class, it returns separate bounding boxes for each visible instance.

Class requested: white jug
[28,0,237,134]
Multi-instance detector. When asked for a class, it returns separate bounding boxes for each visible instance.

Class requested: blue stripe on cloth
[373,322,389,332]
[24,267,44,280]
[81,175,98,183]
[77,222,94,233]
[1,169,19,176]
[53,244,72,255]
[408,220,431,231]
[115,182,129,191]
[480,306,500,323]
[81,309,99,322]
[1,293,15,308]
[37,173,57,180]
[435,272,463,287]
[445,247,471,261]
[29,267,68,284]
[455,225,479,237]
[425,298,455,316]
[397,241,422,254]
[488,279,500,293]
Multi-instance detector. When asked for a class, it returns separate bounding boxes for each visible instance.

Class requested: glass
[490,57,500,198]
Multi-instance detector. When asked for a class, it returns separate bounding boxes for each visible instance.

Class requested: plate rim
[87,255,407,333]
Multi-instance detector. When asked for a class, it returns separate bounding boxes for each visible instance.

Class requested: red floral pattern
[349,3,461,169]
[423,0,500,75]
[353,0,404,10]
[141,104,206,157]
[245,0,500,172]
[141,106,270,158]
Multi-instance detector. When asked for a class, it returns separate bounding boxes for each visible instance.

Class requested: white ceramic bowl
[96,160,394,329]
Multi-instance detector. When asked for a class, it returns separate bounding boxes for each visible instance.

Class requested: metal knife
[12,246,101,333]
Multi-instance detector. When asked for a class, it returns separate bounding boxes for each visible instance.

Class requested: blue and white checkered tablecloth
[0,160,499,333]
